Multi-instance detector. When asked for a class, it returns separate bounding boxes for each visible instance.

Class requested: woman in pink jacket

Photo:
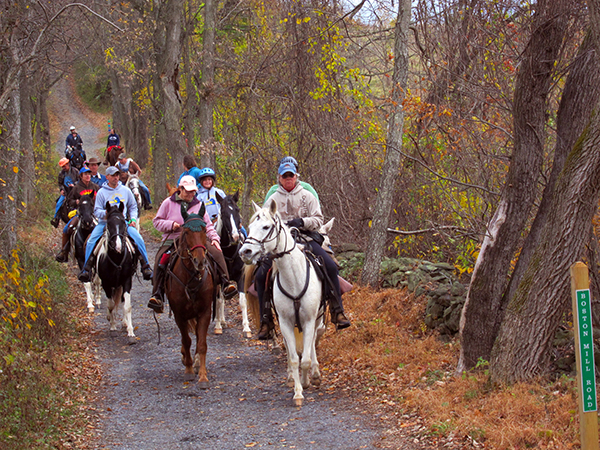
[147,175,237,313]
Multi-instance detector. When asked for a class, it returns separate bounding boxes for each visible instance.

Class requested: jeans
[83,221,150,266]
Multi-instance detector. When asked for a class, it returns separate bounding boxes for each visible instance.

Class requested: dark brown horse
[164,203,216,388]
[105,145,122,167]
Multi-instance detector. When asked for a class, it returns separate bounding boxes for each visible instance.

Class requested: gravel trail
[88,237,385,450]
[49,79,408,450]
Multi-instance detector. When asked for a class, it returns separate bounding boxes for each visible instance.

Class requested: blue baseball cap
[79,166,91,174]
[278,161,297,176]
[106,166,120,176]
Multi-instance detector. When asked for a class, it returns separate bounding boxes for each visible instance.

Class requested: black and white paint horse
[95,202,138,343]
[71,195,101,312]
[213,191,251,338]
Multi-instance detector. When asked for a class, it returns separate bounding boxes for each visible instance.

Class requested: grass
[319,287,582,449]
[0,232,100,450]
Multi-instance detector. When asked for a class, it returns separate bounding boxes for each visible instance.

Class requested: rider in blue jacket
[77,166,153,283]
[196,167,226,222]
[177,155,204,186]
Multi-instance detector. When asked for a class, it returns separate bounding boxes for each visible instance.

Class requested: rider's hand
[212,240,221,251]
[172,222,181,232]
[286,218,304,229]
[128,218,137,226]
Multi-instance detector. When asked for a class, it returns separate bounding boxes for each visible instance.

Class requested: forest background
[3,0,600,447]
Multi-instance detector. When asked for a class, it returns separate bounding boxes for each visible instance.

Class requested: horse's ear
[105,201,111,211]
[216,191,224,204]
[252,201,261,214]
[322,217,335,234]
[269,199,277,216]
[119,202,125,213]
[233,190,239,203]
[199,203,206,218]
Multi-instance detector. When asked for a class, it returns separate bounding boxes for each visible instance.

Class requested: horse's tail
[244,264,260,330]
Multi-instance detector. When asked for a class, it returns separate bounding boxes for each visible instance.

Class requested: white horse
[239,201,324,406]
[126,174,143,231]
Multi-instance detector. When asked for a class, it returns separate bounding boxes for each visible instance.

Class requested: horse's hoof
[214,328,223,335]
[244,331,252,339]
[294,398,303,407]
[198,381,209,390]
[183,373,196,382]
[128,336,138,345]
[311,377,321,387]
[88,307,95,313]
[109,330,118,337]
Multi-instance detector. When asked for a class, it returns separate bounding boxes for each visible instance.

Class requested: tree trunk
[154,0,187,176]
[458,0,570,372]
[19,68,35,207]
[490,107,600,382]
[361,0,411,287]
[504,31,600,307]
[198,0,217,169]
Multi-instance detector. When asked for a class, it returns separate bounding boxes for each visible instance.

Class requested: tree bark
[503,30,600,309]
[361,0,411,287]
[154,0,187,177]
[198,0,217,169]
[458,0,570,372]
[490,107,600,382]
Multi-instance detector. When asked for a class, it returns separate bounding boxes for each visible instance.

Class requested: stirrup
[147,296,164,313]
[257,321,274,340]
[332,312,351,330]
[222,282,238,300]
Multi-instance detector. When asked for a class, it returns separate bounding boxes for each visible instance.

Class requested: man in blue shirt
[78,166,153,283]
[87,157,107,186]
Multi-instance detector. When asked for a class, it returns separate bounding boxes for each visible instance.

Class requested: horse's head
[179,203,208,273]
[105,201,127,254]
[78,195,96,230]
[216,191,242,246]
[239,201,288,264]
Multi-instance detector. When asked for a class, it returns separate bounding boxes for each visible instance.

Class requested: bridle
[244,213,296,260]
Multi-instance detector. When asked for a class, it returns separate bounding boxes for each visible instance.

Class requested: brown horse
[164,203,215,388]
[105,145,122,166]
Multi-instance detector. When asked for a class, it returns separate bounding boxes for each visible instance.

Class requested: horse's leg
[214,290,224,335]
[278,318,303,406]
[83,282,95,312]
[239,292,252,338]
[300,319,317,390]
[94,275,102,307]
[122,291,136,343]
[107,288,122,334]
[311,317,325,387]
[176,318,194,381]
[194,311,211,389]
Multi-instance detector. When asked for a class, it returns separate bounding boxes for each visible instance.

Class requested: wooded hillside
[2,0,600,384]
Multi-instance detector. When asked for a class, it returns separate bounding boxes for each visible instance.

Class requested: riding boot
[148,264,167,313]
[55,233,71,263]
[78,255,96,283]
[328,295,351,330]
[258,296,275,340]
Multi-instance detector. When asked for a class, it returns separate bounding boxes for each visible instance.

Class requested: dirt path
[46,81,404,449]
[47,77,108,159]
[86,237,385,450]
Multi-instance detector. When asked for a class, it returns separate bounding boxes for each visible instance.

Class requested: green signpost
[570,262,599,450]
[575,289,597,413]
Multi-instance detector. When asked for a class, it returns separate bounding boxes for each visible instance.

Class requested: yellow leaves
[105,47,116,61]
[13,166,18,173]
[296,17,311,24]
[8,195,14,201]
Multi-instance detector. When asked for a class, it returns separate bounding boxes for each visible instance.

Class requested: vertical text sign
[576,289,597,412]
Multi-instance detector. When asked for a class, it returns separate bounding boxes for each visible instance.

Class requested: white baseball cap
[179,175,198,192]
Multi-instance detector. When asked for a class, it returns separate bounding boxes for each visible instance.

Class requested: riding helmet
[70,126,76,131]
[198,167,216,180]
[280,156,298,170]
